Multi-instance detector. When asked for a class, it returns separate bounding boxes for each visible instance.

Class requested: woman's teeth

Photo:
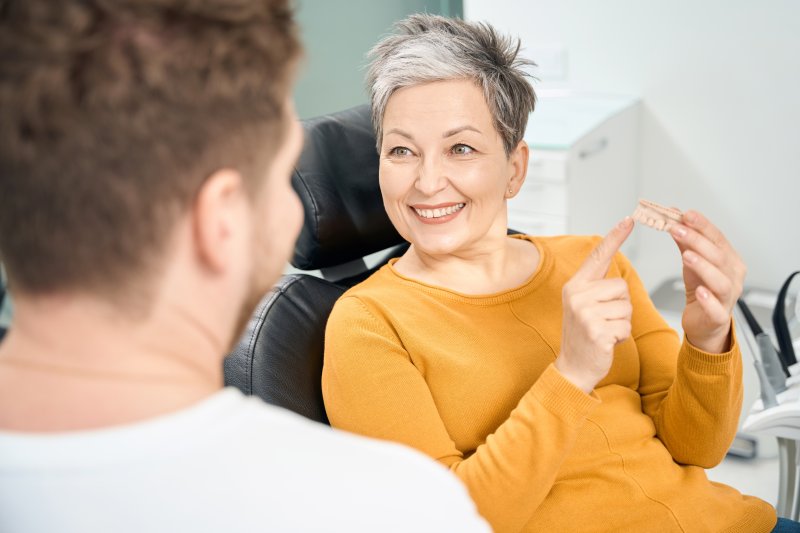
[413,203,466,219]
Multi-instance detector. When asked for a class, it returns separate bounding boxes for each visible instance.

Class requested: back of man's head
[0,0,302,307]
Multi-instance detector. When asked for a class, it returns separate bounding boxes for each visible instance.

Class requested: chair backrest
[224,275,344,424]
[223,105,406,424]
[0,267,7,342]
[0,290,6,343]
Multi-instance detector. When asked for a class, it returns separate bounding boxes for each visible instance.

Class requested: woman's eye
[389,146,412,157]
[451,144,474,155]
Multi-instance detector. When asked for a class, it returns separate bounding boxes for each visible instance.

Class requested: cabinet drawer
[527,150,567,182]
[512,180,567,216]
[507,210,567,236]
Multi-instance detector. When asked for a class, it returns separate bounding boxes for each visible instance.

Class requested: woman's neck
[394,235,540,295]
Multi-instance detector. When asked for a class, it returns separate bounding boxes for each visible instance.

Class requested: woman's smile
[410,202,467,224]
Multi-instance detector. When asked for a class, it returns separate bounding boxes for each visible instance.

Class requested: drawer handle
[579,138,608,159]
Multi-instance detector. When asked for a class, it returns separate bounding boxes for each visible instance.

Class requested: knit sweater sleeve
[322,295,599,533]
[619,254,743,468]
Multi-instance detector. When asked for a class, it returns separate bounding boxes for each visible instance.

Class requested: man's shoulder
[238,391,437,469]
[224,391,438,472]
[216,394,490,531]
[1,391,489,532]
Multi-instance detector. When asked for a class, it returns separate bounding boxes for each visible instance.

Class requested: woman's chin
[409,233,466,257]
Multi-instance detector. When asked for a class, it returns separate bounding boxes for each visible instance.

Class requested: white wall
[465,0,800,292]
[293,0,462,119]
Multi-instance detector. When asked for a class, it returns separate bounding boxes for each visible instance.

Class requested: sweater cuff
[680,320,739,375]
[532,364,600,426]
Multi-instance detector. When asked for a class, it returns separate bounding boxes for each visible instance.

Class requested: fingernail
[672,226,687,238]
[683,250,696,264]
[618,216,632,229]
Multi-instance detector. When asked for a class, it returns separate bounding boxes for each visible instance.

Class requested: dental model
[632,199,683,231]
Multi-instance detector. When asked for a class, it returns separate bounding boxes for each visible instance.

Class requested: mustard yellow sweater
[322,235,776,533]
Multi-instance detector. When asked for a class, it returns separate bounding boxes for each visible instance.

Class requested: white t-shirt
[0,388,489,533]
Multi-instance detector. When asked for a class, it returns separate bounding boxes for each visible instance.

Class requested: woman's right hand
[555,217,635,394]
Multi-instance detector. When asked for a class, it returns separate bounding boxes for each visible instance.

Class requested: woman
[322,14,784,533]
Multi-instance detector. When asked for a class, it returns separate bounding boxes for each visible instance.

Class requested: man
[0,1,488,531]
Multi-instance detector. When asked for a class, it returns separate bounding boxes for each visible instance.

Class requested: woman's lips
[409,202,466,225]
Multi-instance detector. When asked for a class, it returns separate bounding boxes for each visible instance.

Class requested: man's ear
[506,140,529,198]
[192,169,247,274]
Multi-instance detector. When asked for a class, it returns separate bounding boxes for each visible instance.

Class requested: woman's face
[379,79,527,258]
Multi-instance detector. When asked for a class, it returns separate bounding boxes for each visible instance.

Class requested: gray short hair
[366,14,536,156]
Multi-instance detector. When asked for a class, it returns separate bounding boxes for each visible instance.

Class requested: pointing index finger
[573,217,634,282]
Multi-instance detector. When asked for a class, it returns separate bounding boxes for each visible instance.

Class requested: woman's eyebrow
[443,125,482,138]
[385,128,414,140]
[385,125,483,141]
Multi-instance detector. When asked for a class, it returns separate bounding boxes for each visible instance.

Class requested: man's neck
[0,293,225,432]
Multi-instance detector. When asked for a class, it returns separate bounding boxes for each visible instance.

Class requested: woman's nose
[415,156,448,196]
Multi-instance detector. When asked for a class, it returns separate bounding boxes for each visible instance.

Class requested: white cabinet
[508,93,641,257]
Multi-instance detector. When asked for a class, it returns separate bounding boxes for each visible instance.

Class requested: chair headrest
[290,105,404,270]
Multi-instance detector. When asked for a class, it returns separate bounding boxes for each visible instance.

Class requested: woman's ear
[506,140,529,198]
[192,169,248,274]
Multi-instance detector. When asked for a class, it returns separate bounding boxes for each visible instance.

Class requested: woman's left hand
[670,210,747,353]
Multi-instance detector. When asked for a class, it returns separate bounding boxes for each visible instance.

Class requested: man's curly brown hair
[0,0,301,301]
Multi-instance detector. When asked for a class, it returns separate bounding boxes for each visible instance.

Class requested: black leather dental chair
[0,266,7,343]
[0,287,7,343]
[223,105,407,424]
